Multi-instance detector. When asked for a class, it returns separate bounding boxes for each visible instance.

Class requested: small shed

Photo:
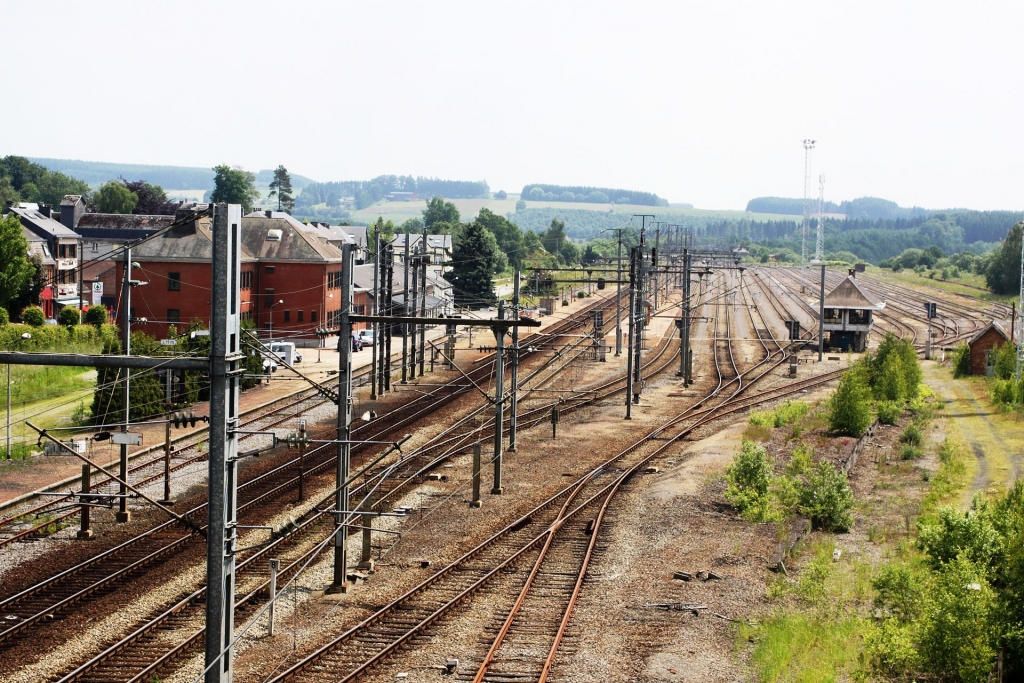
[966,321,1011,376]
[821,276,884,352]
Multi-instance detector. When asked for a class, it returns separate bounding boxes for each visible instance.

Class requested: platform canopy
[824,276,885,311]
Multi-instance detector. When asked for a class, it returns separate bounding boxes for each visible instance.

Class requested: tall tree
[210,165,260,212]
[96,180,139,214]
[268,165,294,212]
[474,208,524,269]
[449,220,501,307]
[0,176,18,206]
[985,222,1023,295]
[542,218,567,258]
[422,196,460,232]
[0,212,34,312]
[123,179,175,215]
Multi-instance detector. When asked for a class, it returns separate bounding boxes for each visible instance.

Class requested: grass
[739,613,865,683]
[869,268,1016,304]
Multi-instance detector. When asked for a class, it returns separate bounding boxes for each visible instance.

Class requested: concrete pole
[470,442,482,508]
[409,243,419,378]
[6,363,10,459]
[818,264,826,362]
[331,243,355,593]
[359,484,374,570]
[370,232,379,399]
[625,247,636,420]
[508,270,520,452]
[401,233,410,384]
[490,302,505,495]
[383,251,393,391]
[117,246,132,523]
[615,230,623,356]
[419,230,428,377]
[204,202,242,683]
[267,559,279,637]
[77,464,92,539]
[161,408,173,504]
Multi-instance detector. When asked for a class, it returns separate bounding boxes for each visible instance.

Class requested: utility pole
[409,240,419,378]
[331,243,355,593]
[419,232,428,378]
[625,246,637,420]
[370,232,380,400]
[203,203,243,683]
[816,174,825,262]
[801,139,816,267]
[401,233,410,384]
[818,263,826,362]
[508,270,521,451]
[117,246,132,523]
[383,247,393,392]
[601,227,625,356]
[490,302,505,494]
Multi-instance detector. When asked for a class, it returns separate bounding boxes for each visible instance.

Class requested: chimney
[265,210,272,218]
[59,195,85,229]
[38,204,52,218]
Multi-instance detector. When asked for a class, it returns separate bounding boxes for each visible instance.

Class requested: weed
[899,424,923,446]
[899,445,923,461]
[742,423,771,442]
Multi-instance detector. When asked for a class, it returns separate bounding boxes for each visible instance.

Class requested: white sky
[1,1,1021,211]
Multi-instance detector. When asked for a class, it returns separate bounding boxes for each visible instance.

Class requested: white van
[268,341,302,365]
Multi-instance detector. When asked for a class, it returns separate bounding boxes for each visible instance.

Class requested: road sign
[160,339,178,346]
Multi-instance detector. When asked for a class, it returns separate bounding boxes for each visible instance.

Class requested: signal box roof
[824,276,884,310]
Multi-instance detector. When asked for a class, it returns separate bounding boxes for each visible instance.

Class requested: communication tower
[1016,220,1024,381]
[801,139,816,266]
[816,174,825,261]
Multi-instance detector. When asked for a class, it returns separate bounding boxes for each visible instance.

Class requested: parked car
[357,329,376,345]
[268,341,302,364]
[262,358,278,373]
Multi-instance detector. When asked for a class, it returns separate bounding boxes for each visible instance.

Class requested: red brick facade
[968,324,1010,376]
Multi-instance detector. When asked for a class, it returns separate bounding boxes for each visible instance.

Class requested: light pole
[6,332,31,459]
[267,299,283,340]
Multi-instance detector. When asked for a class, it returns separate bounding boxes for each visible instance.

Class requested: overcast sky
[2,1,1021,211]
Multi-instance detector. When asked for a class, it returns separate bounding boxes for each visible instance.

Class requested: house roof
[131,215,256,262]
[351,263,452,296]
[823,276,884,310]
[241,216,344,262]
[8,205,79,240]
[967,320,1011,347]
[60,195,84,207]
[22,227,55,265]
[391,234,452,251]
[76,213,177,233]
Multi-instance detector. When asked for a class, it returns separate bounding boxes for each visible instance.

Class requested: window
[284,310,291,322]
[240,271,253,290]
[91,242,98,253]
[241,310,252,322]
[297,310,304,323]
[167,309,180,323]
[328,270,342,289]
[265,266,276,274]
[310,310,318,323]
[354,304,366,315]
[168,272,181,291]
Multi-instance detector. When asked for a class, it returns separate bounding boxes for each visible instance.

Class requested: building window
[265,265,276,274]
[241,310,252,322]
[297,310,304,323]
[310,310,318,323]
[91,242,98,252]
[284,309,290,322]
[328,271,342,289]
[354,304,366,315]
[167,309,180,323]
[263,288,274,309]
[241,271,253,290]
[168,272,181,291]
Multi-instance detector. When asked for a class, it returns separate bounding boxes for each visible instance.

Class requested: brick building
[5,203,82,315]
[966,321,1011,376]
[821,276,884,352]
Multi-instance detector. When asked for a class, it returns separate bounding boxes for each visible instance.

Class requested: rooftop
[823,276,884,310]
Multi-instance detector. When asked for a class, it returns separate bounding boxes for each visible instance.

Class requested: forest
[296,175,490,216]
[520,183,668,206]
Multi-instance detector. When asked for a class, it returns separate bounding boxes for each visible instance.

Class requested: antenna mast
[801,139,816,266]
[1016,219,1024,382]
[816,173,825,262]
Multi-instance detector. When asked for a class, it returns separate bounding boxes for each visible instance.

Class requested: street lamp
[267,299,284,340]
[7,332,31,459]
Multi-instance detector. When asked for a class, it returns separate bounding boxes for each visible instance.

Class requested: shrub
[867,333,922,402]
[750,400,808,428]
[950,343,971,378]
[993,341,1016,380]
[875,400,902,425]
[917,502,1002,570]
[20,306,44,326]
[864,618,923,677]
[725,440,774,521]
[899,424,923,447]
[990,378,1023,406]
[57,307,80,328]
[899,444,923,460]
[828,366,873,436]
[798,461,854,532]
[84,306,108,328]
[872,563,928,623]
[0,308,8,325]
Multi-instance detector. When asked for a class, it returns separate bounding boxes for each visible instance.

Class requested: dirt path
[923,361,1023,506]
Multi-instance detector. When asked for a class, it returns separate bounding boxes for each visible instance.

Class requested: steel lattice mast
[801,139,815,266]
[1016,219,1024,382]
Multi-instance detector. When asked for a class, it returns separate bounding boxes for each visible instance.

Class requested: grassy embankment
[870,267,1016,304]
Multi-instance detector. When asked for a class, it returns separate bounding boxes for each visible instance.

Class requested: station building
[821,276,884,352]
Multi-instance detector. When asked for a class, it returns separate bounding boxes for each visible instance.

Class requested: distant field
[166,188,207,202]
[348,193,799,225]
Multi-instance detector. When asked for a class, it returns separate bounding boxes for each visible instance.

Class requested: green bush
[750,400,809,428]
[917,502,1002,570]
[899,444,923,460]
[20,306,44,326]
[725,440,774,521]
[867,334,922,402]
[950,343,971,378]
[899,423,923,447]
[84,306,108,328]
[993,341,1016,381]
[875,400,902,425]
[990,378,1023,406]
[798,461,854,532]
[873,563,928,623]
[0,307,8,325]
[57,306,80,328]
[828,365,873,436]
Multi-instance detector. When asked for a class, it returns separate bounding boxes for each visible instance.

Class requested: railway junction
[0,207,1015,683]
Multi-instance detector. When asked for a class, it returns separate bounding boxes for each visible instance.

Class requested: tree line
[520,183,668,206]
[297,176,490,213]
